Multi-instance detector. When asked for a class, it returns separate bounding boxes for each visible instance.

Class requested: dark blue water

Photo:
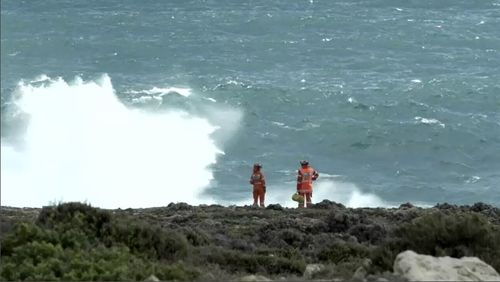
[2,0,500,207]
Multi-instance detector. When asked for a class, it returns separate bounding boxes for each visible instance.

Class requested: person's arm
[260,173,266,193]
[250,175,254,185]
[296,170,302,191]
[312,170,319,181]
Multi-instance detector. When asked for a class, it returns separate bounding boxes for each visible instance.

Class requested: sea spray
[230,179,388,208]
[1,75,225,208]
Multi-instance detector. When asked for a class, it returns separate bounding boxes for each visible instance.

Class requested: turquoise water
[2,0,500,207]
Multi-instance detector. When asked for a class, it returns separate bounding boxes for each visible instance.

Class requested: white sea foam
[232,180,389,208]
[203,97,217,103]
[127,86,192,99]
[30,74,51,83]
[1,75,232,208]
[414,116,446,128]
[131,95,163,104]
[312,180,389,208]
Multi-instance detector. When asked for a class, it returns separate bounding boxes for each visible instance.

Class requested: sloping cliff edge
[1,201,499,281]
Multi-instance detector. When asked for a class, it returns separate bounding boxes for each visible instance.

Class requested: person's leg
[298,192,305,208]
[259,191,265,207]
[253,189,258,206]
[305,193,312,208]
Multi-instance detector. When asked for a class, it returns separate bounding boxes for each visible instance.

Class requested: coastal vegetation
[1,201,499,281]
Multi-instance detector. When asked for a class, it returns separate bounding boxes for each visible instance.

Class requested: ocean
[1,0,499,208]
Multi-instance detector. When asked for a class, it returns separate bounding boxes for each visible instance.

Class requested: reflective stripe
[251,173,264,185]
[298,167,314,191]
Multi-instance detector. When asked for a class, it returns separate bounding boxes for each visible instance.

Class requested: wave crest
[1,74,224,208]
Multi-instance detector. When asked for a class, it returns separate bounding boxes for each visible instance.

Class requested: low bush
[0,203,194,281]
[371,211,500,272]
[36,202,111,238]
[181,227,211,247]
[101,219,189,261]
[348,223,387,244]
[325,211,360,233]
[317,241,371,264]
[200,246,305,275]
[278,228,304,248]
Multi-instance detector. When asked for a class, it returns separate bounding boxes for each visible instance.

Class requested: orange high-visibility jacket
[297,167,318,193]
[250,172,265,189]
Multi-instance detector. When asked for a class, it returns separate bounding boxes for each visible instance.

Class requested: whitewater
[1,75,384,208]
[0,75,222,207]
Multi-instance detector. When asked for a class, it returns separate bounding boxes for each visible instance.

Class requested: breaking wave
[0,74,239,208]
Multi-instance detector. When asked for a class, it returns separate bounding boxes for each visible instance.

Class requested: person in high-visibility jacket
[296,160,319,208]
[250,163,266,207]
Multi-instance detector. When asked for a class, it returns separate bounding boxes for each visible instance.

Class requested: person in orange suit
[250,163,266,207]
[296,160,319,208]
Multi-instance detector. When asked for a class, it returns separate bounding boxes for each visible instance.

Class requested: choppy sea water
[1,0,499,208]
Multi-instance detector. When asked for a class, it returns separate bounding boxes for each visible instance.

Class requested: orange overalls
[297,166,318,208]
[250,170,266,207]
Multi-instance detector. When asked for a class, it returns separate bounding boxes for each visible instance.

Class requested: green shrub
[36,202,111,238]
[101,219,189,261]
[0,202,192,281]
[11,241,64,265]
[1,222,60,257]
[317,241,371,264]
[371,211,500,272]
[256,255,305,275]
[325,211,359,233]
[181,227,211,246]
[155,263,200,281]
[278,229,304,248]
[348,223,387,244]
[201,247,305,275]
[269,247,304,261]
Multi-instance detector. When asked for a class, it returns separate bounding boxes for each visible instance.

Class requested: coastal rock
[240,274,271,281]
[434,202,458,210]
[394,250,500,281]
[361,258,372,269]
[312,200,346,210]
[304,263,325,279]
[144,274,160,281]
[399,202,414,209]
[471,202,493,212]
[266,204,284,211]
[167,202,192,211]
[366,271,404,282]
[352,266,367,281]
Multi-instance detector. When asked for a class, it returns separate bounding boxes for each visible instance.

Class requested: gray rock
[366,272,404,282]
[394,250,500,281]
[144,274,160,281]
[399,202,414,209]
[362,258,372,269]
[304,263,325,279]
[347,235,359,244]
[352,266,367,281]
[266,204,284,210]
[240,275,271,281]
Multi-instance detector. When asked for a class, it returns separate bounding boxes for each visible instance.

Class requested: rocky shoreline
[1,201,499,281]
